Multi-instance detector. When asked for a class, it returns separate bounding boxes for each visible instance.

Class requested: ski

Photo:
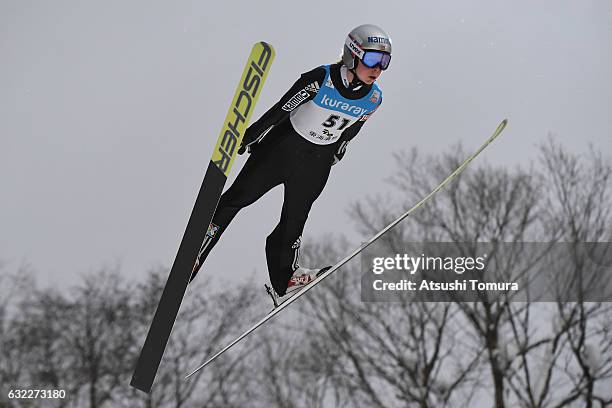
[184,119,509,380]
[130,42,275,393]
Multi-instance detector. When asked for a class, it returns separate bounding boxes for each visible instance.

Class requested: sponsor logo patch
[281,82,319,112]
[369,90,380,103]
[282,90,309,111]
[304,81,320,93]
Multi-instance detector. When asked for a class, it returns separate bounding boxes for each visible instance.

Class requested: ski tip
[256,41,275,54]
[185,354,217,380]
[494,119,508,135]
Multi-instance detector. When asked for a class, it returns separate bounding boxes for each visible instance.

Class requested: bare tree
[346,145,543,407]
[1,265,268,408]
[4,268,140,408]
[528,140,612,408]
[0,264,38,407]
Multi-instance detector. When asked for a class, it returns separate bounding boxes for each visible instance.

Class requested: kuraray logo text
[320,94,368,116]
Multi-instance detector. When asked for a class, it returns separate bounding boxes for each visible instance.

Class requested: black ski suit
[191,62,383,295]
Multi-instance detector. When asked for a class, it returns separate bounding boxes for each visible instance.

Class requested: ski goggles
[345,36,392,70]
[361,50,392,70]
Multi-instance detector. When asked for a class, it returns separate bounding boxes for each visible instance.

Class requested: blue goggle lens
[361,51,391,70]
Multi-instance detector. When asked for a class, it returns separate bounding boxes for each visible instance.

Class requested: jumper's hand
[237,144,248,155]
[331,140,349,166]
[238,125,273,155]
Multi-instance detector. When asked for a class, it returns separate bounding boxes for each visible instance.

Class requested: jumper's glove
[331,140,349,166]
[238,125,274,155]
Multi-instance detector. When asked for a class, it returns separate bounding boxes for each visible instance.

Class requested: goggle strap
[345,36,364,59]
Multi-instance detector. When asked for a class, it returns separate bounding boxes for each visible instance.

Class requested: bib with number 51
[289,65,382,145]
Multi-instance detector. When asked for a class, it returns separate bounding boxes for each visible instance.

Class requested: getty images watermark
[360,242,612,302]
[371,253,519,292]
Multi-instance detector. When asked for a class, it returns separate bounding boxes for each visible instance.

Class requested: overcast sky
[1,1,611,290]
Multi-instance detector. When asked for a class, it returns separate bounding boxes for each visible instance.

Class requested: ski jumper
[191,63,383,295]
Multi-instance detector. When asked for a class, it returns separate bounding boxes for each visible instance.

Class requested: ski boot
[265,266,332,309]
